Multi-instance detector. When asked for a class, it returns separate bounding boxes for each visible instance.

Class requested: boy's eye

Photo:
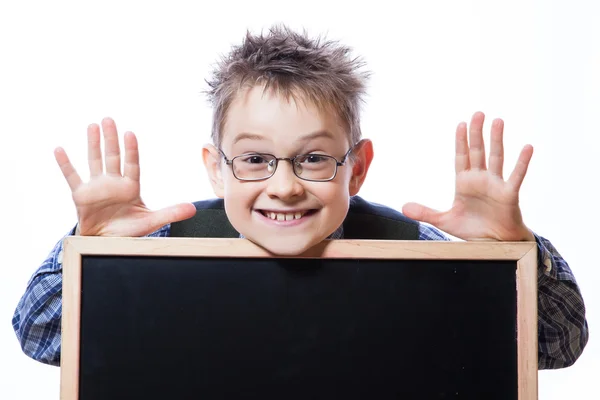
[239,154,269,164]
[301,154,328,163]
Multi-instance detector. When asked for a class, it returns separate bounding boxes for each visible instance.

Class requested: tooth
[277,213,285,221]
[294,212,302,220]
[285,213,293,221]
[270,212,276,220]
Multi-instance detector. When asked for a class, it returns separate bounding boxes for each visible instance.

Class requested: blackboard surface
[78,256,518,400]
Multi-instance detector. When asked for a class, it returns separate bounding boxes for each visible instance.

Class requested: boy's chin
[246,236,324,257]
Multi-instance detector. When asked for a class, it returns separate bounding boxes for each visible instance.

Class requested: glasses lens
[294,154,337,181]
[232,154,276,180]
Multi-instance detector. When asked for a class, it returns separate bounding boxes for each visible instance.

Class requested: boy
[13,25,587,370]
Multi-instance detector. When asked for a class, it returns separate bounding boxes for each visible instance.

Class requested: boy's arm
[12,232,68,366]
[12,225,171,366]
[418,223,589,370]
[15,117,196,365]
[535,235,589,369]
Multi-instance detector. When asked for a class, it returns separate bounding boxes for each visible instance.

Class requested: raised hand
[402,111,535,242]
[54,118,196,237]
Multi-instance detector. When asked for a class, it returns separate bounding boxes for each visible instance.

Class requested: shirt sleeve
[12,224,172,366]
[417,223,589,370]
[534,233,589,369]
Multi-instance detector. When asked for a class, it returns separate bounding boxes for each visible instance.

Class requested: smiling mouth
[257,210,317,221]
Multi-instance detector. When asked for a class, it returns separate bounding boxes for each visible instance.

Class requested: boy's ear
[348,139,374,196]
[202,144,225,198]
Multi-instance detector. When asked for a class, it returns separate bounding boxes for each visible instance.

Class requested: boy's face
[203,85,373,255]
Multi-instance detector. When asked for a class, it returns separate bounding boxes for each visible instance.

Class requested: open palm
[55,118,196,237]
[403,112,535,241]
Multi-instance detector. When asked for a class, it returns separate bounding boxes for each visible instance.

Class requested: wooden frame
[61,237,538,399]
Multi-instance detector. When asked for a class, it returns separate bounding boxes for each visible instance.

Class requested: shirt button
[543,257,552,274]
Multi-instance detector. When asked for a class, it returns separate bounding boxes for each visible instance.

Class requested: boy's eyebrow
[296,130,336,142]
[232,130,335,145]
[232,132,267,144]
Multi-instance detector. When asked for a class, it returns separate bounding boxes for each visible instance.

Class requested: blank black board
[78,256,518,400]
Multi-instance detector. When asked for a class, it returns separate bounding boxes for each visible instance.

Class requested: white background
[1,0,598,398]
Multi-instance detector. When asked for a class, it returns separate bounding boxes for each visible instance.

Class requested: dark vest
[170,196,419,240]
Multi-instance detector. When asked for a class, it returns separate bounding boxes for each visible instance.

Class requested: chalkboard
[60,238,538,400]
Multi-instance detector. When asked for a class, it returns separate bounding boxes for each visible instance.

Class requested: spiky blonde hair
[206,25,370,146]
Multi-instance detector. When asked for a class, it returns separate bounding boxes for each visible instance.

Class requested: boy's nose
[265,160,304,200]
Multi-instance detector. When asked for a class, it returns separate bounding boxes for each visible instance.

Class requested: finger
[488,118,504,178]
[468,111,486,170]
[87,123,103,176]
[149,203,197,230]
[455,122,469,173]
[54,147,83,191]
[507,145,534,191]
[402,202,444,227]
[101,117,122,176]
[123,131,140,181]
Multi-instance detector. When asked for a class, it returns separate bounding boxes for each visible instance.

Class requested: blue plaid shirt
[12,221,588,370]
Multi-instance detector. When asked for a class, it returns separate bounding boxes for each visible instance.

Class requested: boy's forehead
[221,85,350,147]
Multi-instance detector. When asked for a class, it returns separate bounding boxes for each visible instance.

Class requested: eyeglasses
[219,146,355,182]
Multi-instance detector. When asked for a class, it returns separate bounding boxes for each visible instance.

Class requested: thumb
[402,202,443,226]
[151,202,197,228]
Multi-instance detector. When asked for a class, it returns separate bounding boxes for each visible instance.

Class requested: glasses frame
[219,145,356,182]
